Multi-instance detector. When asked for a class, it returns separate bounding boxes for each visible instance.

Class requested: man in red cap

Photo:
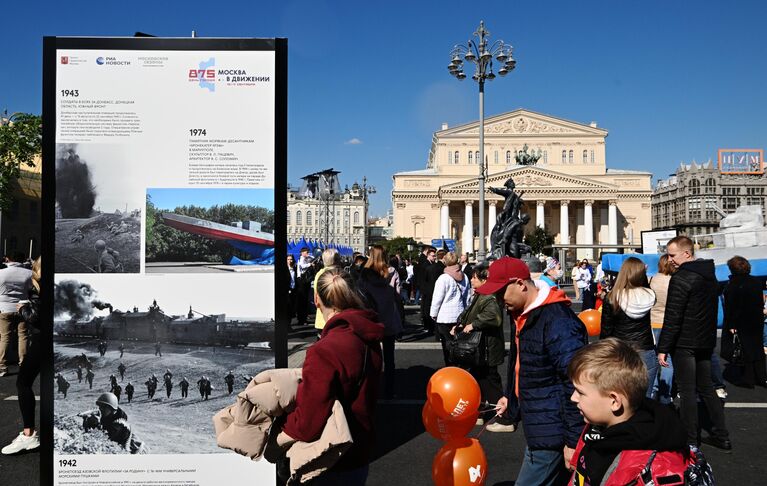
[478,257,587,486]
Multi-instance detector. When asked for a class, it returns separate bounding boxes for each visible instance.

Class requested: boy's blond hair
[567,338,648,411]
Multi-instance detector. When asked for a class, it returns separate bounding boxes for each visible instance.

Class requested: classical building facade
[287,180,368,253]
[652,160,767,235]
[392,109,653,260]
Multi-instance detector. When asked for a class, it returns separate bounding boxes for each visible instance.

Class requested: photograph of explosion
[55,144,141,273]
[53,276,275,455]
[145,188,275,274]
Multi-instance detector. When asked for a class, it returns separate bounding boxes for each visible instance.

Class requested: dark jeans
[421,297,434,333]
[382,336,395,397]
[17,336,41,429]
[435,323,453,366]
[295,283,310,325]
[672,348,729,444]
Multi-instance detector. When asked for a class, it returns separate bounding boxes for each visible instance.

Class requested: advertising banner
[43,37,287,485]
[640,229,678,255]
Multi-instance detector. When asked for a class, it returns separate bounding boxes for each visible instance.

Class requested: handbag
[731,333,743,364]
[447,329,486,368]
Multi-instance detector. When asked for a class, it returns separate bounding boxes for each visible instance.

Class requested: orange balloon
[578,309,601,336]
[422,402,478,441]
[432,438,488,486]
[427,367,481,421]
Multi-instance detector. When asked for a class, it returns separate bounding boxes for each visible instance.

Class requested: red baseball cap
[476,257,531,295]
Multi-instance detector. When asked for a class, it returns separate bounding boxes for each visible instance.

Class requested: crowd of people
[281,235,765,484]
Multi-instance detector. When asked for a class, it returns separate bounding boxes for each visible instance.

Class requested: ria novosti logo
[96,57,105,65]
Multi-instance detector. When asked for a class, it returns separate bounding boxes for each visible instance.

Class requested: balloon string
[475,415,497,439]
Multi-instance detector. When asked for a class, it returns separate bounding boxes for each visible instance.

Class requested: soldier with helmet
[125,382,135,403]
[81,392,144,453]
[224,370,235,395]
[117,363,126,381]
[179,377,189,398]
[144,376,156,399]
[85,368,95,389]
[56,373,70,398]
[94,240,122,273]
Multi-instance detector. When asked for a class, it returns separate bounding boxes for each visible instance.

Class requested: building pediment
[438,109,608,138]
[440,166,616,194]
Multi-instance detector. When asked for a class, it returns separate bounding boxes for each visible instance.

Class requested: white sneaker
[485,422,517,433]
[1,431,40,454]
[715,388,728,400]
[475,418,484,426]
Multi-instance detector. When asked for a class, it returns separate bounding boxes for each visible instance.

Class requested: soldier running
[154,341,162,357]
[144,376,156,399]
[224,371,235,395]
[179,377,189,398]
[117,363,126,381]
[113,383,122,403]
[56,373,70,398]
[163,375,173,398]
[118,343,125,358]
[76,365,83,383]
[86,369,95,389]
[162,368,172,382]
[125,382,134,403]
[109,374,118,389]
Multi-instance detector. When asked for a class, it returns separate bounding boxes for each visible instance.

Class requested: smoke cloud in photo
[56,144,97,218]
[54,280,99,319]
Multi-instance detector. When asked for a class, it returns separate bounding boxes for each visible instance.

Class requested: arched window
[568,150,574,164]
[306,211,312,226]
[506,151,511,164]
[583,150,588,164]
[705,178,716,194]
[296,210,302,226]
[354,211,359,224]
[689,179,700,195]
[475,151,480,165]
[562,150,567,163]
[454,151,459,164]
[468,151,473,164]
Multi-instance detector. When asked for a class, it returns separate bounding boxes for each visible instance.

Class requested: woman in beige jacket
[649,254,675,405]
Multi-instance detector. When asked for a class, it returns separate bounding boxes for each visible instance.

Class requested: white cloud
[344,138,363,145]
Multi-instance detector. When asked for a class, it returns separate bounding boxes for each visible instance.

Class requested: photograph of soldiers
[125,382,134,403]
[81,393,145,453]
[85,369,94,389]
[224,371,235,395]
[56,373,70,398]
[117,362,126,381]
[179,377,189,398]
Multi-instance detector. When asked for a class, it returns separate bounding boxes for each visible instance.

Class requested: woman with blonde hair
[600,256,658,397]
[650,254,676,404]
[282,268,384,484]
[313,248,342,332]
[357,245,402,398]
[430,252,470,365]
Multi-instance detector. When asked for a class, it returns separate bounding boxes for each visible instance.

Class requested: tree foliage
[145,197,274,263]
[378,237,419,261]
[524,226,555,256]
[0,112,42,211]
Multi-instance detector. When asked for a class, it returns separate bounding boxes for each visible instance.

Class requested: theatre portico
[391,109,652,261]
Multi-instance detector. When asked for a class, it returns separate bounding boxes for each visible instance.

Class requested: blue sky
[4,0,767,216]
[147,188,273,210]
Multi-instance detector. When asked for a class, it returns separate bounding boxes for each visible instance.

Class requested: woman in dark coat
[722,255,767,388]
[451,262,515,432]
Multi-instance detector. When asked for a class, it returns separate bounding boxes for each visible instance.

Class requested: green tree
[0,112,42,211]
[379,237,418,261]
[524,226,555,256]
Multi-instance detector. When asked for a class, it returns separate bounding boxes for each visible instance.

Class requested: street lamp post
[448,21,516,261]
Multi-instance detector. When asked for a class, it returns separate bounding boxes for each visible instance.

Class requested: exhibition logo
[96,57,105,65]
[95,56,131,66]
[189,57,216,92]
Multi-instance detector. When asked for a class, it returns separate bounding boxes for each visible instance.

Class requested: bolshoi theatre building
[391,109,653,261]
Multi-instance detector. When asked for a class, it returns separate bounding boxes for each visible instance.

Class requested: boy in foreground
[568,338,688,485]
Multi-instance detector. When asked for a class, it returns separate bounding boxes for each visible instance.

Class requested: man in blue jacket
[479,257,587,486]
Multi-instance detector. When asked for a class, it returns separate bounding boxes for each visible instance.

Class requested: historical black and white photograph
[52,274,275,454]
[55,144,142,273]
[145,188,274,274]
